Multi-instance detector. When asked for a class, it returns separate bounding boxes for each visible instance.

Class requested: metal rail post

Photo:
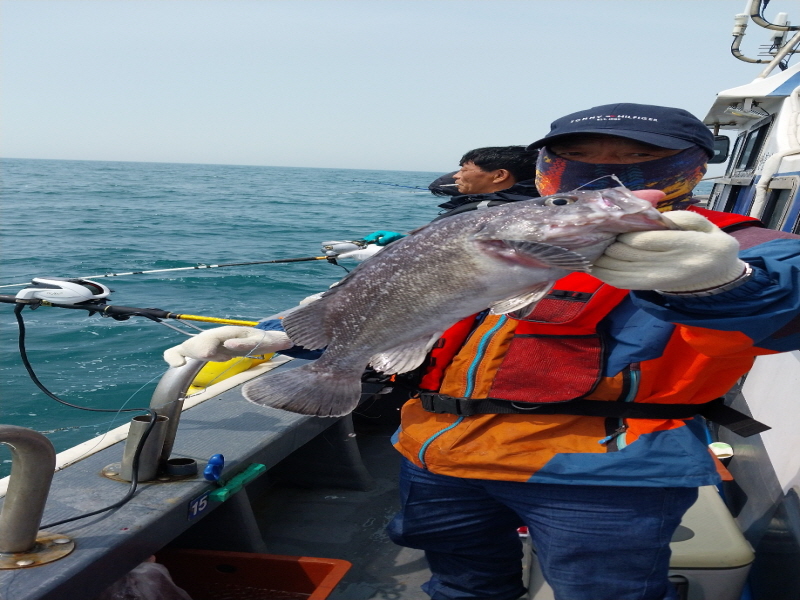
[0,425,56,553]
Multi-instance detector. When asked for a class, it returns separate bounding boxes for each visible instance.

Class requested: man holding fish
[165,103,800,600]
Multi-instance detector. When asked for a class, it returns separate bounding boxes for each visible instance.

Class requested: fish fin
[281,302,331,349]
[489,282,555,316]
[504,241,592,270]
[369,332,443,375]
[243,363,361,417]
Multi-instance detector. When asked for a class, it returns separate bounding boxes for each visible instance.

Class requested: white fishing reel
[15,277,112,305]
[320,240,368,257]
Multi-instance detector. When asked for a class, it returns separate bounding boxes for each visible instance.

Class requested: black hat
[527,103,715,158]
[428,171,460,197]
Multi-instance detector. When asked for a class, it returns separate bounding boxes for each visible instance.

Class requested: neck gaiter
[535,145,708,211]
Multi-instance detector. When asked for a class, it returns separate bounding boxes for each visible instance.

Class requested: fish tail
[242,363,362,417]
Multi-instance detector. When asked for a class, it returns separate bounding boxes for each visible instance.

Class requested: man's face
[453,162,511,194]
[548,134,682,164]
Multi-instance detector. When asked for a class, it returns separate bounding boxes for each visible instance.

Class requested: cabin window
[727,135,745,175]
[735,124,770,170]
[761,189,793,230]
[718,185,745,213]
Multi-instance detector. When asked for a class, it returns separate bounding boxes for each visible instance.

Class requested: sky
[0,0,790,172]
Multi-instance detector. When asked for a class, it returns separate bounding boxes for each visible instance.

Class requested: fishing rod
[0,254,343,290]
[1,282,260,327]
[6,299,260,327]
[351,179,431,190]
[0,239,375,322]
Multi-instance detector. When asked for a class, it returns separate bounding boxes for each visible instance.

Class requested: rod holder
[0,425,56,554]
[119,415,169,482]
[149,358,206,465]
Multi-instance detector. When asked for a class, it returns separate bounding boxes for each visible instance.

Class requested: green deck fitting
[208,463,267,502]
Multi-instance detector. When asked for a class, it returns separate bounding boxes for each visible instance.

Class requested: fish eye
[543,196,577,206]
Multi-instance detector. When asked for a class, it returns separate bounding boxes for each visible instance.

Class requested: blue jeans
[387,458,698,600]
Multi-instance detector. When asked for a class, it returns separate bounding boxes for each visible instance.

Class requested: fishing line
[152,317,207,337]
[0,254,339,289]
[51,370,168,467]
[13,302,159,528]
[155,319,197,337]
[351,179,430,190]
[36,372,161,435]
[573,174,627,191]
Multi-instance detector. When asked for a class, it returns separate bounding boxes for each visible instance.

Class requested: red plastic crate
[156,548,352,600]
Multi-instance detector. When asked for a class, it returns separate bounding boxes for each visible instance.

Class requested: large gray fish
[243,187,674,417]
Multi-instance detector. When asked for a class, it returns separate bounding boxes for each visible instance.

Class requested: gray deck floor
[251,430,432,600]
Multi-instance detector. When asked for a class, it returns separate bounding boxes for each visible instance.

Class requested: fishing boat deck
[0,358,435,600]
[251,423,431,599]
[0,356,769,600]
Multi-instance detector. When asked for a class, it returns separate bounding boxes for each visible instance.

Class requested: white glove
[163,326,293,368]
[336,244,384,262]
[591,211,746,292]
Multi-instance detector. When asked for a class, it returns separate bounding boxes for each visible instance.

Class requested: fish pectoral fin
[504,241,592,271]
[489,282,555,316]
[281,302,331,349]
[369,332,444,375]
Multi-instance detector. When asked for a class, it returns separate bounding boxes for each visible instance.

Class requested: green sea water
[0,158,442,477]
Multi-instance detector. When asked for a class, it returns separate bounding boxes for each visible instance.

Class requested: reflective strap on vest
[418,393,770,438]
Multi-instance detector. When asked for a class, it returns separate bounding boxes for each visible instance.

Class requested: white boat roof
[704,61,800,129]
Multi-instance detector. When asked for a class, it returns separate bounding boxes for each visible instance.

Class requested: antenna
[730,0,799,69]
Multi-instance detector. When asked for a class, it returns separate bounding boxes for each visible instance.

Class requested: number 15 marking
[188,492,210,520]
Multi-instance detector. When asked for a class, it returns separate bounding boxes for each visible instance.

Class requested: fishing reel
[15,277,112,306]
[320,240,368,257]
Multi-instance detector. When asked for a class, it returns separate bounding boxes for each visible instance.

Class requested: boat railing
[0,425,56,555]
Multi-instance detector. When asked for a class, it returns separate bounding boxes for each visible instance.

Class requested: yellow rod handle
[172,314,260,327]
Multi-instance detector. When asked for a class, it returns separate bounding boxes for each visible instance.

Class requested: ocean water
[692,179,713,195]
[0,158,442,477]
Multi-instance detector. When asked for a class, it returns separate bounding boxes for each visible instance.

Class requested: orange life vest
[416,208,766,435]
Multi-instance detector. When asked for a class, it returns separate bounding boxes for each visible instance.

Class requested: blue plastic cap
[203,453,225,482]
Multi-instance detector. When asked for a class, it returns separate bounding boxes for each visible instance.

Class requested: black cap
[527,103,715,158]
[428,171,460,197]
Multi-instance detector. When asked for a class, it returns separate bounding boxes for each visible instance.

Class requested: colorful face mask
[535,145,708,211]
